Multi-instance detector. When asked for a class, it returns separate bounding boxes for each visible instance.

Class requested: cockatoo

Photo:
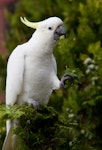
[2,16,74,150]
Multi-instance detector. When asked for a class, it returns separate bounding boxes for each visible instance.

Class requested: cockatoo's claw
[28,99,39,110]
[60,73,78,88]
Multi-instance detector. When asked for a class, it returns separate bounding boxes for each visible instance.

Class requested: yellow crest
[20,17,39,29]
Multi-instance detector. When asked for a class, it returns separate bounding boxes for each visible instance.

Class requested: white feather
[2,17,64,150]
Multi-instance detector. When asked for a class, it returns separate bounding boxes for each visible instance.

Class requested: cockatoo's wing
[6,45,25,105]
[52,55,57,74]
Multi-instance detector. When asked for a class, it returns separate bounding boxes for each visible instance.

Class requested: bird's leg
[28,99,39,110]
[60,73,77,88]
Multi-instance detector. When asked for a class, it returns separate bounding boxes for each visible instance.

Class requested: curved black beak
[54,25,66,41]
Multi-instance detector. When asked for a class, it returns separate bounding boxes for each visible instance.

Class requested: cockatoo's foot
[28,99,39,110]
[60,73,77,88]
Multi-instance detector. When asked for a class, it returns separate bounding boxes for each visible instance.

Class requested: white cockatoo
[2,16,74,150]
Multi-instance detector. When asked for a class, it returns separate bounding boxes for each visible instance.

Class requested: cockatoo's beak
[20,17,39,29]
[54,25,66,41]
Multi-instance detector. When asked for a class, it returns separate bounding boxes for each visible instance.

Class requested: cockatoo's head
[20,17,66,42]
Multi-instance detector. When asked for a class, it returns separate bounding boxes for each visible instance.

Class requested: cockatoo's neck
[27,31,57,56]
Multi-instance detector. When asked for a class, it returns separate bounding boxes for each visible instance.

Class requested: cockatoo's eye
[48,27,52,30]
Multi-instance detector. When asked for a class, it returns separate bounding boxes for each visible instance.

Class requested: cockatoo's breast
[17,53,56,105]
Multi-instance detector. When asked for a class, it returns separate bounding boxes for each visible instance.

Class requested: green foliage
[0,104,79,150]
[0,0,102,149]
[64,67,84,88]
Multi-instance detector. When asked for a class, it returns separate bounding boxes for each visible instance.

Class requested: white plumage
[2,17,66,150]
[6,17,64,107]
